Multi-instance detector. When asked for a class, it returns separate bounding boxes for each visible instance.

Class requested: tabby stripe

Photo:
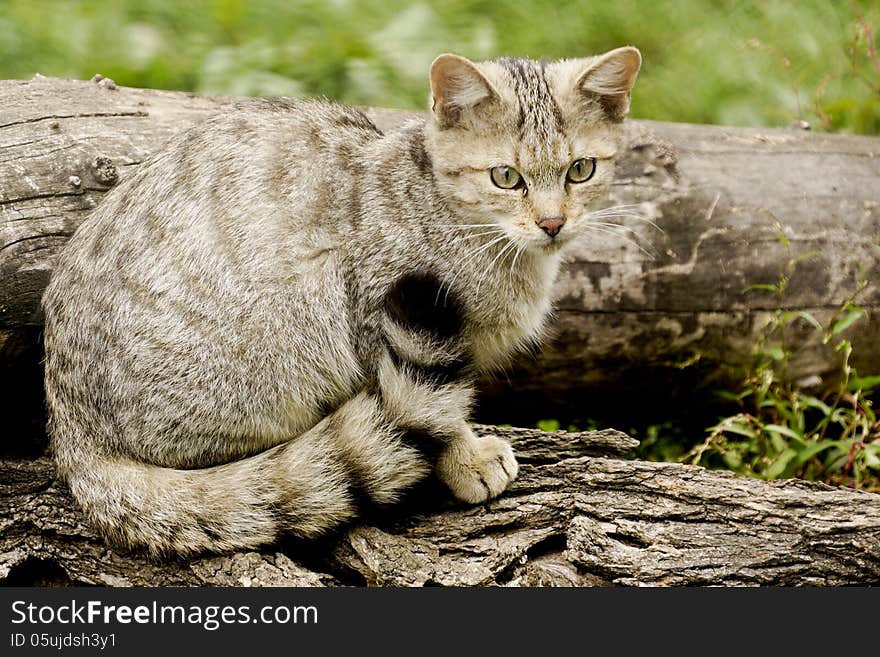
[385,341,470,387]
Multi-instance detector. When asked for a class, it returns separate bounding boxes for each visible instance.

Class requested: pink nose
[537,217,565,237]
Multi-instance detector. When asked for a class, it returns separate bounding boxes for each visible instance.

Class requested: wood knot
[92,156,118,186]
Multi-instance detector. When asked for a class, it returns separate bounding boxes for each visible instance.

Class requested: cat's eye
[490,165,523,190]
[567,158,596,183]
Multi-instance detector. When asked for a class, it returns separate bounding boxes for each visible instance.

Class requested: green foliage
[1,0,878,133]
[535,419,597,434]
[631,421,694,464]
[535,419,560,433]
[685,253,880,491]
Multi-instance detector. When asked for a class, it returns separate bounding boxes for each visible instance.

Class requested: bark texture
[3,425,879,587]
[1,76,879,428]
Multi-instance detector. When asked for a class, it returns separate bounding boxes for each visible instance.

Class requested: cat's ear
[576,46,641,122]
[429,54,498,129]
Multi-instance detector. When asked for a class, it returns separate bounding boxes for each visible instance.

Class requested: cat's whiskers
[589,210,647,219]
[445,223,507,248]
[580,223,655,258]
[586,205,664,233]
[590,213,663,231]
[589,203,645,213]
[449,229,506,246]
[583,209,664,253]
[476,239,519,298]
[437,232,511,304]
[507,243,527,292]
[585,231,651,258]
[588,219,662,254]
[468,233,510,257]
[438,223,505,229]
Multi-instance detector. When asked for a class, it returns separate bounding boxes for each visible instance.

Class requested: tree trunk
[3,425,878,587]
[1,76,879,431]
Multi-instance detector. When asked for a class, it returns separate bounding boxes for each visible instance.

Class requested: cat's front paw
[436,434,518,504]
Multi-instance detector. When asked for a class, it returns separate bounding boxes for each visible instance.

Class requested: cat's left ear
[429,54,499,129]
[577,46,641,122]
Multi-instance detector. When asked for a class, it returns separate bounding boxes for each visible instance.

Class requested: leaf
[850,375,880,392]
[769,401,800,427]
[743,283,779,294]
[865,446,880,471]
[718,422,757,439]
[764,424,803,441]
[768,431,787,453]
[800,395,832,415]
[825,448,850,473]
[761,346,786,361]
[831,309,866,336]
[722,451,743,470]
[766,448,797,479]
[788,250,821,268]
[536,419,560,432]
[792,441,836,468]
[786,310,823,331]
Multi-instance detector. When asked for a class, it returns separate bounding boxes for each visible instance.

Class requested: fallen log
[1,75,879,432]
[3,425,878,586]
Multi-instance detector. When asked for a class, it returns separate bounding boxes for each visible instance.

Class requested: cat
[42,47,641,556]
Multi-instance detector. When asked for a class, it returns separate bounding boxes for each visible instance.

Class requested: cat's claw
[437,435,519,504]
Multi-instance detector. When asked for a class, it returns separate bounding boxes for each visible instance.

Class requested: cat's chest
[469,256,560,371]
[471,298,552,370]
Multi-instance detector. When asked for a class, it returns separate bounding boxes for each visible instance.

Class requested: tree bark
[3,425,878,587]
[1,75,879,428]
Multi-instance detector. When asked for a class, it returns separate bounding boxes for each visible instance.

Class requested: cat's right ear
[576,46,641,122]
[429,54,498,129]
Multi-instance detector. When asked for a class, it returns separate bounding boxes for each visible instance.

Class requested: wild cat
[42,47,641,556]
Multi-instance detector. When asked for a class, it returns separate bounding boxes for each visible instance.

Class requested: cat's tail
[52,391,435,557]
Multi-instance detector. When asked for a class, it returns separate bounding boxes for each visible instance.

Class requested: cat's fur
[42,47,640,555]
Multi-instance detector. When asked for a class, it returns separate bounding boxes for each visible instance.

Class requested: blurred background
[1,0,878,134]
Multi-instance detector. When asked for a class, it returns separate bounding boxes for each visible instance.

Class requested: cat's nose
[537,216,565,237]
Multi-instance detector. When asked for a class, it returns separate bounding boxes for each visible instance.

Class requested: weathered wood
[1,75,879,426]
[3,425,878,587]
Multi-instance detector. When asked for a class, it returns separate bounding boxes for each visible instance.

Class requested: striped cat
[42,47,641,555]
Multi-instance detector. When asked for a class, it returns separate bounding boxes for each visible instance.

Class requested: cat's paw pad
[437,435,518,504]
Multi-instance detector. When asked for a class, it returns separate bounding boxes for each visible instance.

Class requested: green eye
[490,165,523,190]
[567,158,596,183]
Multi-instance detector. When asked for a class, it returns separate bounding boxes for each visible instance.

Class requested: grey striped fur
[42,48,640,555]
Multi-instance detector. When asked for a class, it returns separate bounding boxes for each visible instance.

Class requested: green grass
[1,0,878,133]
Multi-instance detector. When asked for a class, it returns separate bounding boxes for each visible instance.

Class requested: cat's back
[63,97,381,254]
[48,98,383,294]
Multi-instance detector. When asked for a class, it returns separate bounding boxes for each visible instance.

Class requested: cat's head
[424,48,641,254]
